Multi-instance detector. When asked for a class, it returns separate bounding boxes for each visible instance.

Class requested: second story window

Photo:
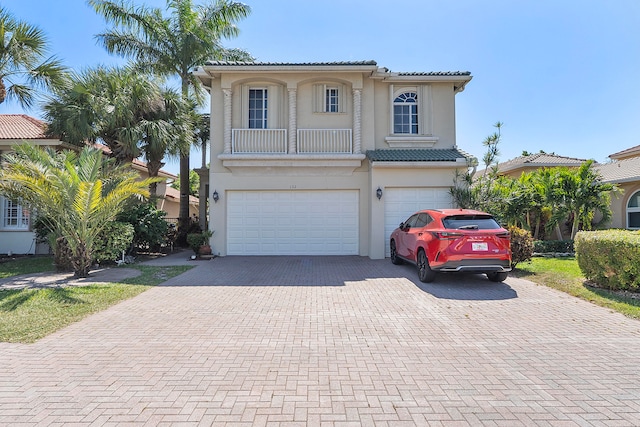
[393,92,418,134]
[325,87,339,113]
[314,84,345,113]
[248,88,268,129]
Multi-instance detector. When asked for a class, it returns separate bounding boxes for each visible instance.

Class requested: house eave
[370,160,468,169]
[217,154,366,176]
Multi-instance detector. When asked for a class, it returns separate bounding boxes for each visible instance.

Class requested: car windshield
[442,215,501,230]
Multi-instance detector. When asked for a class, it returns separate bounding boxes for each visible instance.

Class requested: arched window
[393,92,418,134]
[627,190,640,229]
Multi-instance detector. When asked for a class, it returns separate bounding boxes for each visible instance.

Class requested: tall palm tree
[89,0,253,241]
[0,6,66,107]
[44,66,193,196]
[0,144,160,277]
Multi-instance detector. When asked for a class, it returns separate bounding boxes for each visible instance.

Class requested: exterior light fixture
[376,187,383,200]
[213,190,219,203]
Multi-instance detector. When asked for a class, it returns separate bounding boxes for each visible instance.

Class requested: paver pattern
[1,255,639,426]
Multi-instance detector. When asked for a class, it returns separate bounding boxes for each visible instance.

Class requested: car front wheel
[417,249,436,283]
[390,240,403,265]
[487,271,508,282]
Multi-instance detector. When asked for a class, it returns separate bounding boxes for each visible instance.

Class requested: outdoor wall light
[213,190,219,203]
[376,187,383,200]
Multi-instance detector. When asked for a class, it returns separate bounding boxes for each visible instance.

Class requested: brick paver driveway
[1,256,640,426]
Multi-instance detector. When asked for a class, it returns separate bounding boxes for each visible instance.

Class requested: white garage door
[384,188,454,257]
[227,190,359,255]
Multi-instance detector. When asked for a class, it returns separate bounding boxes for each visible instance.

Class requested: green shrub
[116,202,168,252]
[93,222,134,264]
[508,226,534,268]
[533,240,574,253]
[186,230,213,255]
[575,230,640,291]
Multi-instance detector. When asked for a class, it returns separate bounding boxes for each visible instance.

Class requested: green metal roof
[366,148,470,162]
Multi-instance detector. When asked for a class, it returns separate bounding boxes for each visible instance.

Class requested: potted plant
[186,230,214,258]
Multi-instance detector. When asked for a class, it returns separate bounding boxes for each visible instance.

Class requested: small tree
[0,144,160,277]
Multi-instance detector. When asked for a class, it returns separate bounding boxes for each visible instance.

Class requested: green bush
[508,225,534,268]
[186,230,213,255]
[116,202,168,252]
[93,222,134,264]
[533,240,574,253]
[575,230,640,291]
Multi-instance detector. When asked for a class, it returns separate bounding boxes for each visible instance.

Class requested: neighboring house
[595,146,640,230]
[195,60,474,258]
[0,114,197,255]
[481,153,588,179]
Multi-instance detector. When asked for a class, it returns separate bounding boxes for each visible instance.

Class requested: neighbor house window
[393,92,418,134]
[248,88,268,129]
[1,196,30,230]
[627,190,640,229]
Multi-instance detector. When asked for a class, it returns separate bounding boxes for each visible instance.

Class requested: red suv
[390,209,511,283]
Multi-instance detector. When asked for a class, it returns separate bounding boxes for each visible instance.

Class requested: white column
[352,88,362,154]
[288,88,297,154]
[223,89,232,154]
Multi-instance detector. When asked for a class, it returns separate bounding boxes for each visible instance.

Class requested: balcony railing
[297,129,352,153]
[231,128,353,154]
[232,129,287,153]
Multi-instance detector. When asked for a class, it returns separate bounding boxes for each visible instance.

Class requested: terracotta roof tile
[0,114,48,139]
[495,153,588,173]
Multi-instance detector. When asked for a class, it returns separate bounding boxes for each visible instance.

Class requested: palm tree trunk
[177,76,192,246]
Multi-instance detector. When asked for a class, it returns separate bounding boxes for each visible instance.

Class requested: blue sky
[2,0,639,175]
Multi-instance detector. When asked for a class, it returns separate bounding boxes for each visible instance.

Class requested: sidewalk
[0,249,198,290]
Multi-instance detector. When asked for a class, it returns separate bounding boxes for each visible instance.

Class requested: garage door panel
[228,190,359,255]
[384,187,453,257]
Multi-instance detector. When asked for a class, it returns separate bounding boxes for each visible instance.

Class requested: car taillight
[496,232,510,239]
[432,231,464,239]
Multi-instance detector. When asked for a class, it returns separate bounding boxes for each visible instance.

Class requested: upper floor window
[314,84,345,113]
[627,190,640,229]
[1,196,30,230]
[325,87,339,113]
[248,88,268,129]
[393,92,418,134]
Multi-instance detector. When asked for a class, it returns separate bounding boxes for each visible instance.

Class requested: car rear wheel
[390,240,403,265]
[487,272,508,282]
[417,249,436,283]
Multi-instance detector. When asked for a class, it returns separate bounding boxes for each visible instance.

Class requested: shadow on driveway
[164,255,518,301]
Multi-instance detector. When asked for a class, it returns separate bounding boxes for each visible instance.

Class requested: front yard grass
[0,264,192,343]
[514,257,640,319]
[0,256,55,279]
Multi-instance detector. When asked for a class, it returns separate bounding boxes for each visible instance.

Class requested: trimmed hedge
[533,240,574,254]
[575,230,640,291]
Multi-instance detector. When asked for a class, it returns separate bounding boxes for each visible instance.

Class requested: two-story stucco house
[195,61,474,259]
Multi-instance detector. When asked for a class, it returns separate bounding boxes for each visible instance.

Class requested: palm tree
[0,6,66,107]
[0,144,160,277]
[44,66,193,196]
[553,161,619,240]
[89,0,253,241]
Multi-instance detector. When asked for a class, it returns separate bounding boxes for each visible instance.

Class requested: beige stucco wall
[609,182,640,229]
[206,67,467,258]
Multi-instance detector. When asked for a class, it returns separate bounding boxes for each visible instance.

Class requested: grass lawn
[0,256,56,279]
[514,257,640,319]
[0,262,192,343]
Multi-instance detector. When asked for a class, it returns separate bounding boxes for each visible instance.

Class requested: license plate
[472,242,488,251]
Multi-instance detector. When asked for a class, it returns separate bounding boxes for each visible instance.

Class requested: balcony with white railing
[223,128,364,174]
[297,129,352,154]
[232,129,287,154]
